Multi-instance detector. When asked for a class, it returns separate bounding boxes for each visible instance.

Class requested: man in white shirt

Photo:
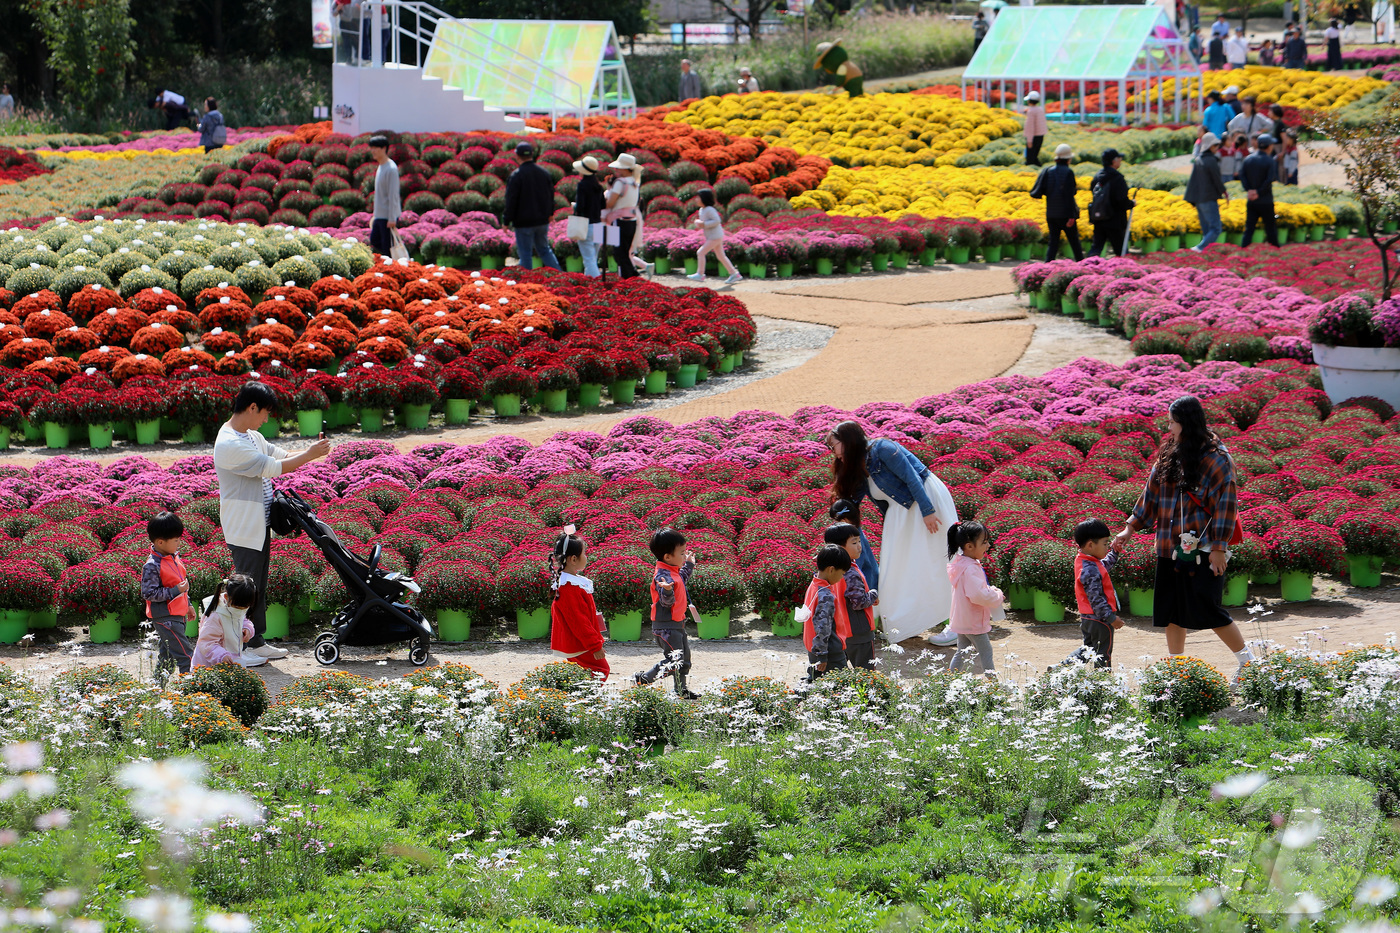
[214,382,330,659]
[1225,29,1249,68]
[151,89,190,130]
[736,67,759,94]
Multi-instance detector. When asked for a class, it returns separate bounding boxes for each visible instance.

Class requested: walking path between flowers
[1152,139,1351,189]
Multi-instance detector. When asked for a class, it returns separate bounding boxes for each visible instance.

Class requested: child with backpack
[141,512,196,678]
[799,545,852,682]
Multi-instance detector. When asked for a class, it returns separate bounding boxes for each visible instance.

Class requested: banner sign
[312,0,333,48]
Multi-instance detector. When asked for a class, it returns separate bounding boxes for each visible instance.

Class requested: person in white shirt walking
[736,67,759,94]
[214,382,331,659]
[368,135,401,256]
[1022,90,1048,165]
[687,189,742,286]
[1224,29,1249,68]
[1226,95,1272,147]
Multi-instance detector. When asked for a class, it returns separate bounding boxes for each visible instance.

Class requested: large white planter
[1312,343,1400,409]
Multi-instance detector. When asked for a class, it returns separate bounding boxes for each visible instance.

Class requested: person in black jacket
[571,156,605,277]
[1183,132,1228,251]
[504,143,561,271]
[1088,149,1134,257]
[1030,143,1084,261]
[1240,134,1280,247]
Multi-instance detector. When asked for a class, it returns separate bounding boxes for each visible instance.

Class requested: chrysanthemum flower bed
[1,355,1396,644]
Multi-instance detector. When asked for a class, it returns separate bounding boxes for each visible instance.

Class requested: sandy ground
[3,268,1396,696]
[1154,140,1352,189]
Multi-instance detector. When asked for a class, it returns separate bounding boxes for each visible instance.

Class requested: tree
[1313,96,1400,300]
[705,0,782,42]
[26,0,136,122]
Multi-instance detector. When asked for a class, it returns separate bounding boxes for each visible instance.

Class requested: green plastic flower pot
[1128,588,1154,616]
[748,262,767,278]
[920,248,939,266]
[1251,572,1280,585]
[1184,232,1202,247]
[291,600,310,627]
[844,259,862,275]
[871,253,889,271]
[43,422,70,449]
[644,370,668,394]
[1222,575,1248,607]
[695,366,709,383]
[777,262,794,277]
[359,408,385,432]
[88,423,113,449]
[577,384,603,409]
[1031,590,1065,623]
[133,419,160,444]
[516,606,550,640]
[1279,571,1314,602]
[492,394,521,417]
[1141,238,1162,253]
[697,608,731,640]
[1014,244,1033,260]
[654,257,671,274]
[892,251,909,269]
[768,609,800,637]
[1161,235,1181,252]
[540,389,568,413]
[186,615,199,637]
[608,257,620,272]
[946,246,971,264]
[264,603,290,639]
[436,609,472,642]
[814,257,834,275]
[1059,295,1077,315]
[1310,224,1326,241]
[444,398,473,424]
[327,401,354,428]
[21,419,40,442]
[0,609,27,645]
[684,258,698,275]
[480,256,502,270]
[675,364,699,389]
[565,256,584,273]
[1006,583,1035,611]
[401,402,432,429]
[1348,554,1384,588]
[90,612,121,644]
[28,610,57,630]
[1081,307,1099,324]
[603,609,639,642]
[0,426,14,451]
[716,355,735,374]
[182,423,205,444]
[981,245,1003,262]
[258,419,280,440]
[609,380,636,405]
[297,409,324,437]
[737,351,745,365]
[1250,230,1267,244]
[1226,231,1244,245]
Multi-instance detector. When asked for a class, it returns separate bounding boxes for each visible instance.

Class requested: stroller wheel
[314,630,336,646]
[408,636,430,667]
[314,639,340,666]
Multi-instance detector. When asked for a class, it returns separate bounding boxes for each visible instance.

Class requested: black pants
[369,218,392,254]
[1090,222,1128,258]
[846,637,874,671]
[1025,135,1043,165]
[164,105,189,130]
[1045,217,1084,262]
[613,219,638,278]
[807,647,848,682]
[1243,200,1279,247]
[229,527,271,646]
[1078,615,1114,668]
[151,617,195,676]
[638,626,690,683]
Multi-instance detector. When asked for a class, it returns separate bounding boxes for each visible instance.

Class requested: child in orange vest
[1065,518,1122,669]
[797,544,852,682]
[946,520,1004,677]
[633,528,698,698]
[824,523,878,670]
[140,512,196,679]
[549,527,609,681]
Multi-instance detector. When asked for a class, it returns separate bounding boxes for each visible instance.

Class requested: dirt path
[1152,140,1351,188]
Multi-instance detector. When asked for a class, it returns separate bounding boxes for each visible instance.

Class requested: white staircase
[332,63,524,135]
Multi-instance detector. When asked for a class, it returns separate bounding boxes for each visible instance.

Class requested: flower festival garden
[3,65,1400,933]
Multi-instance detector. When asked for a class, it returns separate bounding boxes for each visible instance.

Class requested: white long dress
[868,473,959,642]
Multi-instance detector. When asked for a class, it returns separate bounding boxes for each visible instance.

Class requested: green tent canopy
[961,6,1203,125]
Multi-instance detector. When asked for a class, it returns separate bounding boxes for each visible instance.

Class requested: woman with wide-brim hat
[602,153,644,279]
[571,156,605,277]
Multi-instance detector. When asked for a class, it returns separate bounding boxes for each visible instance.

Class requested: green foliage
[51,663,136,698]
[1238,651,1334,718]
[617,685,689,746]
[27,0,136,122]
[171,661,270,726]
[515,660,595,694]
[1139,656,1232,721]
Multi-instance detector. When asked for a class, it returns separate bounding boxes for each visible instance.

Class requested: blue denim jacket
[862,439,936,517]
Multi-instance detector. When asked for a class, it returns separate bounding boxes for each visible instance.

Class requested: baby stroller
[270,489,433,666]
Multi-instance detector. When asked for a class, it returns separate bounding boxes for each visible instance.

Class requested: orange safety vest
[649,561,688,624]
[147,551,190,619]
[1074,554,1119,618]
[802,576,852,653]
[846,565,875,637]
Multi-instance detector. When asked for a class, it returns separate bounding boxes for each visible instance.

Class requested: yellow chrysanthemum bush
[1152,67,1386,111]
[665,92,1021,169]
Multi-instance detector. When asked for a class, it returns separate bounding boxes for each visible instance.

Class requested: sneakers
[929,628,959,647]
[724,272,743,285]
[238,650,269,668]
[247,643,287,659]
[644,261,656,279]
[633,671,649,686]
[686,272,705,283]
[677,688,700,700]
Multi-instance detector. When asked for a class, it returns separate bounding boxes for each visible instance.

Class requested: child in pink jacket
[191,575,263,670]
[946,521,1004,676]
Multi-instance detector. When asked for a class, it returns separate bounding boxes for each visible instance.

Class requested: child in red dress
[549,527,608,680]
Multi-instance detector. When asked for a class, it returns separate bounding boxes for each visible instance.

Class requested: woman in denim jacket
[826,421,960,645]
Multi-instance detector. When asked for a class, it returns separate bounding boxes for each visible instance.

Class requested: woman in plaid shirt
[1112,396,1257,680]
